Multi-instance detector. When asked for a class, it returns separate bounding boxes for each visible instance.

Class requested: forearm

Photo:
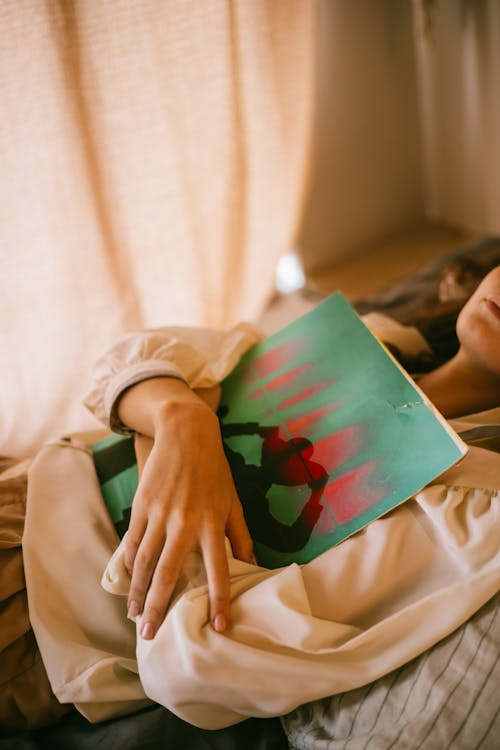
[82,322,260,432]
[86,328,256,640]
[117,377,221,437]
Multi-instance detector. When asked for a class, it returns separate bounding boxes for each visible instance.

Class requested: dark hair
[412,257,500,368]
[354,244,500,373]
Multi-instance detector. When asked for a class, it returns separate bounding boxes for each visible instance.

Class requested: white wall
[299,0,425,273]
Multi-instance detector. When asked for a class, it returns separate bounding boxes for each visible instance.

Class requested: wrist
[153,391,218,437]
[118,376,203,437]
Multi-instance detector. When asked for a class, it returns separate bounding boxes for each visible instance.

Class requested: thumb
[226,496,256,564]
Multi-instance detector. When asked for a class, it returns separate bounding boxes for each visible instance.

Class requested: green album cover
[218,292,467,569]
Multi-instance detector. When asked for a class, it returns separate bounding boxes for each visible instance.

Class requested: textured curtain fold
[0,0,316,457]
[413,0,500,234]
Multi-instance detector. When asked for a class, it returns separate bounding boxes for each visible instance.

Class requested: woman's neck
[418,350,500,419]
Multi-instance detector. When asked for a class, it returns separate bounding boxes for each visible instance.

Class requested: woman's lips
[483,296,500,321]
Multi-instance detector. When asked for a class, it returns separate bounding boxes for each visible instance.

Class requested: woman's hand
[120,380,254,640]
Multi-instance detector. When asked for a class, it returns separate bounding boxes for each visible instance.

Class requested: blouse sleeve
[82,322,262,434]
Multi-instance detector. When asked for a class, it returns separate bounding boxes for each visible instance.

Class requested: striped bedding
[283,591,500,750]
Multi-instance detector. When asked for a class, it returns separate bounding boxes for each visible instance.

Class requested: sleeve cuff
[104,362,189,435]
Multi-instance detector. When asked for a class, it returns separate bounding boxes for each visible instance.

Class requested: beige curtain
[413,0,500,234]
[0,1,316,457]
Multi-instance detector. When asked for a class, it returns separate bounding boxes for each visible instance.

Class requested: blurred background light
[275,251,306,294]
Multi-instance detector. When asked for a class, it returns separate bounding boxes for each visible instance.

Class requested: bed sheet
[0,710,287,750]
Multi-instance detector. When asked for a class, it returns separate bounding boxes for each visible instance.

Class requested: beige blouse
[22,317,500,728]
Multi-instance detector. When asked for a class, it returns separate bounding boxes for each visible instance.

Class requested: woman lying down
[2,267,500,732]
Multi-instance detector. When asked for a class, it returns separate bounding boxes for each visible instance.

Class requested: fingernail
[140,621,155,640]
[127,600,140,620]
[213,613,226,633]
